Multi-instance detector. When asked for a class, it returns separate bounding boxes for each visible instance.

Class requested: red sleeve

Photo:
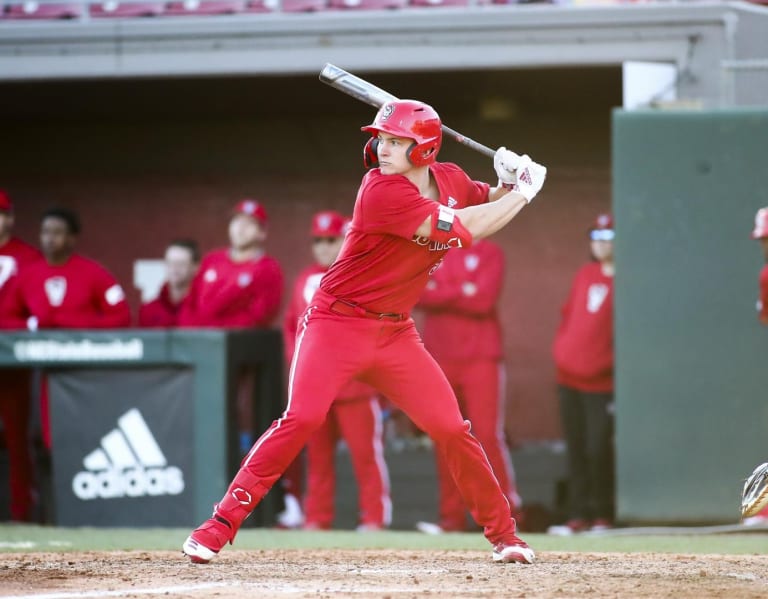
[0,274,31,329]
[177,266,204,327]
[52,263,131,329]
[759,266,768,324]
[359,174,435,240]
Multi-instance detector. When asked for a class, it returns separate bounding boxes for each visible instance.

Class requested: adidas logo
[72,408,185,501]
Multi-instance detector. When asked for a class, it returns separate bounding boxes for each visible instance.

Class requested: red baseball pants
[232,290,517,544]
[433,359,520,531]
[303,395,390,529]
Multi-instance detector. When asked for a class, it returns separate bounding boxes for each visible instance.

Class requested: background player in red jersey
[138,239,200,328]
[178,199,282,328]
[0,190,42,521]
[415,238,522,534]
[548,213,615,535]
[751,207,768,327]
[283,210,391,531]
[183,99,547,565]
[1,206,132,449]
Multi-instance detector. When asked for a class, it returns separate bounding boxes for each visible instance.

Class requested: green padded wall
[613,109,768,524]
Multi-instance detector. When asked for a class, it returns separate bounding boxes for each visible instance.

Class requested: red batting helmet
[311,210,345,238]
[361,99,442,167]
[751,207,768,240]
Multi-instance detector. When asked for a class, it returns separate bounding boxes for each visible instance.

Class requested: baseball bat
[319,63,496,159]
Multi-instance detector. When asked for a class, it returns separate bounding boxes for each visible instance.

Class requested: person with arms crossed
[138,239,200,328]
[283,210,391,531]
[182,99,546,564]
[415,238,522,534]
[0,190,42,522]
[1,206,132,449]
[740,207,768,525]
[179,199,282,329]
[548,213,615,535]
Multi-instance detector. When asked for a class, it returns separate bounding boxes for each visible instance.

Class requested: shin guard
[213,470,269,543]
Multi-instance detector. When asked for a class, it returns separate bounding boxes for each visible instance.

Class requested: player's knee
[289,409,327,435]
[427,419,471,443]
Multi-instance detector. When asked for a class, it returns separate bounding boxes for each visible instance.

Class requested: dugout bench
[0,329,284,527]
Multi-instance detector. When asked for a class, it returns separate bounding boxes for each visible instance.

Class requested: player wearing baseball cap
[750,207,768,326]
[0,190,43,522]
[183,99,546,565]
[549,213,615,535]
[280,210,391,532]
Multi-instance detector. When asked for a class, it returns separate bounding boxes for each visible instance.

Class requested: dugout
[0,329,284,527]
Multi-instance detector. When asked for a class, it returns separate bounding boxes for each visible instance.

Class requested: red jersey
[552,261,614,393]
[138,283,182,328]
[418,239,504,362]
[320,163,489,315]
[284,262,373,400]
[1,253,131,330]
[758,264,768,322]
[0,236,42,322]
[179,248,283,328]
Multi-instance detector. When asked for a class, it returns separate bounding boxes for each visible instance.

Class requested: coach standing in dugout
[182,98,546,565]
[548,213,615,535]
[415,238,522,534]
[1,206,132,450]
[0,190,42,522]
[138,239,200,328]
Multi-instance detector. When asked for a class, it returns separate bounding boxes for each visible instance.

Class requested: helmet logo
[379,104,395,122]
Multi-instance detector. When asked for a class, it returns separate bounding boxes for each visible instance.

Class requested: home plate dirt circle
[1,549,767,598]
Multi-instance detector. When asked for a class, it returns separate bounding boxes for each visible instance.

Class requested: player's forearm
[456,191,527,239]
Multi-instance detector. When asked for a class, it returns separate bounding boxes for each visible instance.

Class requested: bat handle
[441,125,495,159]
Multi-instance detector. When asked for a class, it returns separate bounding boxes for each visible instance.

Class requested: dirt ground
[1,549,767,598]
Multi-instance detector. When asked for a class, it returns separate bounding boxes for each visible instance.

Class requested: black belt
[329,299,408,322]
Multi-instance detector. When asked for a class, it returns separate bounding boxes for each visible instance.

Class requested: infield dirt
[2,549,767,598]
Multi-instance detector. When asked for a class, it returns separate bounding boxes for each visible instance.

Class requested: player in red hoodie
[0,190,42,521]
[415,238,521,534]
[183,99,547,565]
[138,240,200,328]
[179,199,282,329]
[282,211,391,531]
[549,213,615,535]
[1,206,132,449]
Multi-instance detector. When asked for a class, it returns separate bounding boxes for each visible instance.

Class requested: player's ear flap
[363,137,379,169]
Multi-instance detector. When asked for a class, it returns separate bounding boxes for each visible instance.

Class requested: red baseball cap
[0,189,12,212]
[311,210,345,238]
[751,207,768,240]
[589,213,614,241]
[233,199,268,225]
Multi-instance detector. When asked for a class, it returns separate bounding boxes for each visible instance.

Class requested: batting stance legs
[183,292,523,562]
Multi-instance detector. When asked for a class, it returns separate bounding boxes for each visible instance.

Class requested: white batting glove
[513,155,547,203]
[494,146,521,186]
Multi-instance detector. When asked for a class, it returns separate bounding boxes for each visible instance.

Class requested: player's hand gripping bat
[319,63,495,159]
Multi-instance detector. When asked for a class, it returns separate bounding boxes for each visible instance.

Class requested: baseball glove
[741,462,768,519]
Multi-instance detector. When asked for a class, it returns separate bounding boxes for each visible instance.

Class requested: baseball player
[178,199,282,329]
[0,190,42,521]
[415,238,522,534]
[548,213,615,535]
[183,99,546,564]
[1,206,132,449]
[283,211,391,531]
[138,239,200,327]
[741,207,768,525]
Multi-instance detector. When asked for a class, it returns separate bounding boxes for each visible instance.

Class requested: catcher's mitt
[741,462,768,519]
